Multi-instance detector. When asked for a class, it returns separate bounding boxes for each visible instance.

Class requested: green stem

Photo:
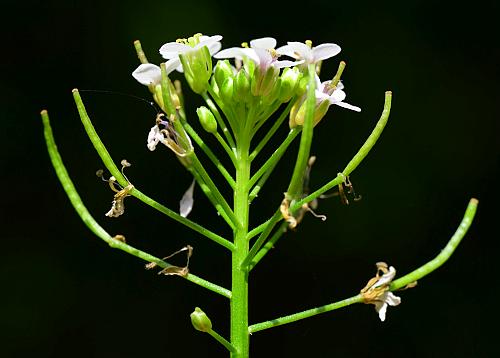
[208,329,237,353]
[41,110,231,299]
[248,221,288,271]
[249,295,362,334]
[390,198,478,290]
[230,135,251,358]
[286,64,316,199]
[189,154,240,228]
[203,91,236,149]
[215,132,237,164]
[241,210,282,269]
[249,100,294,161]
[249,198,478,333]
[247,129,300,190]
[72,89,234,251]
[182,121,236,188]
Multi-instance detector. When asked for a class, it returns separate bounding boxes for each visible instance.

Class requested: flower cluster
[132,34,361,142]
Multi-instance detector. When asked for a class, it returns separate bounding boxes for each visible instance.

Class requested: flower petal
[132,64,162,86]
[214,47,246,59]
[312,43,341,62]
[375,301,388,322]
[276,44,299,59]
[159,42,192,59]
[165,58,182,74]
[285,42,311,58]
[208,41,222,55]
[335,101,362,112]
[180,179,196,217]
[385,292,401,306]
[274,59,302,69]
[250,37,277,50]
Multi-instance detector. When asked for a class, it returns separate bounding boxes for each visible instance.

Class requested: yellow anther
[241,42,249,48]
[305,40,312,48]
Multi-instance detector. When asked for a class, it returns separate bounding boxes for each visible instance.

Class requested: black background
[2,0,498,357]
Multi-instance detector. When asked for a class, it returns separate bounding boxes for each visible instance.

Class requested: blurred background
[1,0,498,356]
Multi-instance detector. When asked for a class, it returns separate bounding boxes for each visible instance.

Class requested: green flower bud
[179,48,212,94]
[289,98,330,128]
[262,77,281,106]
[234,69,251,103]
[190,307,212,332]
[220,77,234,104]
[214,60,234,89]
[279,67,302,102]
[196,106,218,133]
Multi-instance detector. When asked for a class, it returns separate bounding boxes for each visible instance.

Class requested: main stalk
[230,136,251,357]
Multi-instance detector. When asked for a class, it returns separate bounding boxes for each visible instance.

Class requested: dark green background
[2,0,498,357]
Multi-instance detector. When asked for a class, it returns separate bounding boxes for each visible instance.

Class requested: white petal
[147,126,163,151]
[385,292,401,306]
[250,37,276,49]
[276,45,297,58]
[274,59,303,69]
[328,89,347,103]
[159,42,192,59]
[285,42,312,58]
[180,179,196,217]
[312,43,341,62]
[375,266,397,287]
[253,47,272,67]
[335,101,362,112]
[208,41,222,55]
[132,64,162,86]
[375,301,388,322]
[214,47,245,59]
[165,58,182,74]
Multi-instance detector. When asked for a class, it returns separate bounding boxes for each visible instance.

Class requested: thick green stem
[41,110,231,299]
[230,135,251,357]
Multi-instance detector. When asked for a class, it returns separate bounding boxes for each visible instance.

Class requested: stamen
[241,42,249,48]
[305,40,312,48]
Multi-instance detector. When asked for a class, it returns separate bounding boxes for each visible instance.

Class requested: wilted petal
[312,43,341,62]
[374,266,397,287]
[375,301,388,322]
[385,292,401,306]
[132,64,162,86]
[250,37,276,49]
[180,179,196,217]
[147,125,164,151]
[159,42,192,59]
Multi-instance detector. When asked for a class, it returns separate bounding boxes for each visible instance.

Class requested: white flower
[179,179,196,217]
[276,41,341,64]
[214,37,300,71]
[374,291,401,322]
[159,34,223,73]
[315,75,361,112]
[147,125,164,151]
[360,263,401,322]
[371,266,401,321]
[132,62,178,86]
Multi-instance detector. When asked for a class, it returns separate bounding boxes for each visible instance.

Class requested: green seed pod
[214,60,234,89]
[190,307,212,333]
[196,106,218,134]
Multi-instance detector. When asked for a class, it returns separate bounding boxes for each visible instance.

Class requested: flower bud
[234,69,251,103]
[214,60,235,89]
[179,48,212,94]
[190,307,212,332]
[220,77,234,104]
[196,106,218,133]
[289,98,330,128]
[279,67,302,102]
